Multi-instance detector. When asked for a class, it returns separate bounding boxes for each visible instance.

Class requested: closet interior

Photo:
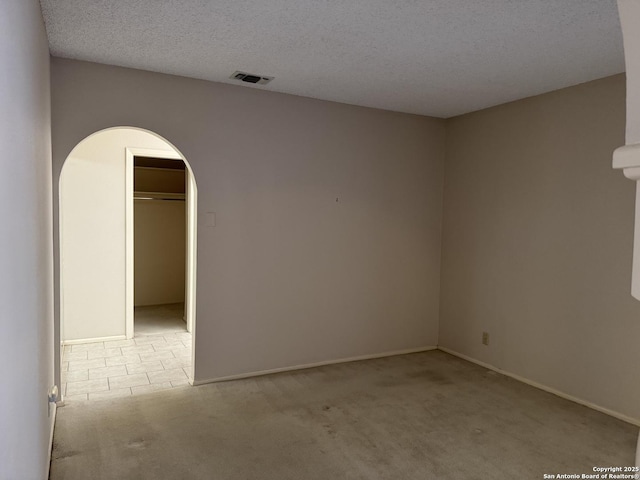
[133,156,187,335]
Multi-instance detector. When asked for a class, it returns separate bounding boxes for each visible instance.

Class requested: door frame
[124,147,194,339]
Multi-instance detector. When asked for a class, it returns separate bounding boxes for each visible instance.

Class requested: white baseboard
[47,401,57,479]
[62,334,127,345]
[193,346,438,386]
[438,346,640,427]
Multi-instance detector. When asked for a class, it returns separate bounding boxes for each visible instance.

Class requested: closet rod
[134,197,185,202]
[134,191,185,202]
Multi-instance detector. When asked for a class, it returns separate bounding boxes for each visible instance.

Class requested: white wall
[60,129,179,341]
[616,0,640,464]
[440,75,640,422]
[50,58,446,381]
[134,166,186,306]
[619,1,640,145]
[0,1,54,479]
[134,198,186,306]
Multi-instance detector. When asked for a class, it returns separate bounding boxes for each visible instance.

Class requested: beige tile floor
[61,304,192,403]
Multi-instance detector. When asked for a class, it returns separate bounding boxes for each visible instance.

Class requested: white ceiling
[40,0,625,118]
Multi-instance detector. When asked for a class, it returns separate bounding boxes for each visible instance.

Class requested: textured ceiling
[40,0,624,118]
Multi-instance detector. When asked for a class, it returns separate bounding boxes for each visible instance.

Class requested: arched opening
[58,127,197,402]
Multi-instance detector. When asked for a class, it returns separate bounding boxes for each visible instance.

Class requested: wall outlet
[482,332,489,345]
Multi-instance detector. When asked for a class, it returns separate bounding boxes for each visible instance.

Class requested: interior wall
[134,167,186,306]
[0,1,54,479]
[440,74,640,422]
[60,129,179,341]
[50,58,446,381]
[619,0,640,145]
[616,0,640,464]
[135,166,185,193]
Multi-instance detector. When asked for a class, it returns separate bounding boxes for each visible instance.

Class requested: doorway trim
[57,127,199,397]
[124,147,185,339]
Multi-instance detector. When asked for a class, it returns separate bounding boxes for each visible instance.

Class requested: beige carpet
[50,350,636,479]
[134,303,187,336]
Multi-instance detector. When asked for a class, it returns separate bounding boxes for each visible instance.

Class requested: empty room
[2,1,640,479]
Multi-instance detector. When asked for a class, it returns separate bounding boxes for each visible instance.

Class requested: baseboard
[193,346,438,386]
[437,346,640,427]
[47,401,57,479]
[62,334,127,345]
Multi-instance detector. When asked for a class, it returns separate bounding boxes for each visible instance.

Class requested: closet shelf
[134,191,185,202]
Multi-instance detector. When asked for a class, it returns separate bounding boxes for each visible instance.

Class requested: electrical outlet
[482,332,489,345]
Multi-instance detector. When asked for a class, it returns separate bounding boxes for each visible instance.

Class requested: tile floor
[61,303,192,403]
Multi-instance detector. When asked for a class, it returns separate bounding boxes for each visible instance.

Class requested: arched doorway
[58,127,197,402]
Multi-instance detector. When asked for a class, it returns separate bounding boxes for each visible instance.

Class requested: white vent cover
[230,71,274,85]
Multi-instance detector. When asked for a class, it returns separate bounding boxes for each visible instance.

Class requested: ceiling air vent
[230,71,274,85]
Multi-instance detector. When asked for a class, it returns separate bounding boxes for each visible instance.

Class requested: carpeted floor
[134,303,187,335]
[49,350,637,479]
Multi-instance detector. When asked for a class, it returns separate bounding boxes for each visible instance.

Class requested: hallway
[61,304,192,402]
